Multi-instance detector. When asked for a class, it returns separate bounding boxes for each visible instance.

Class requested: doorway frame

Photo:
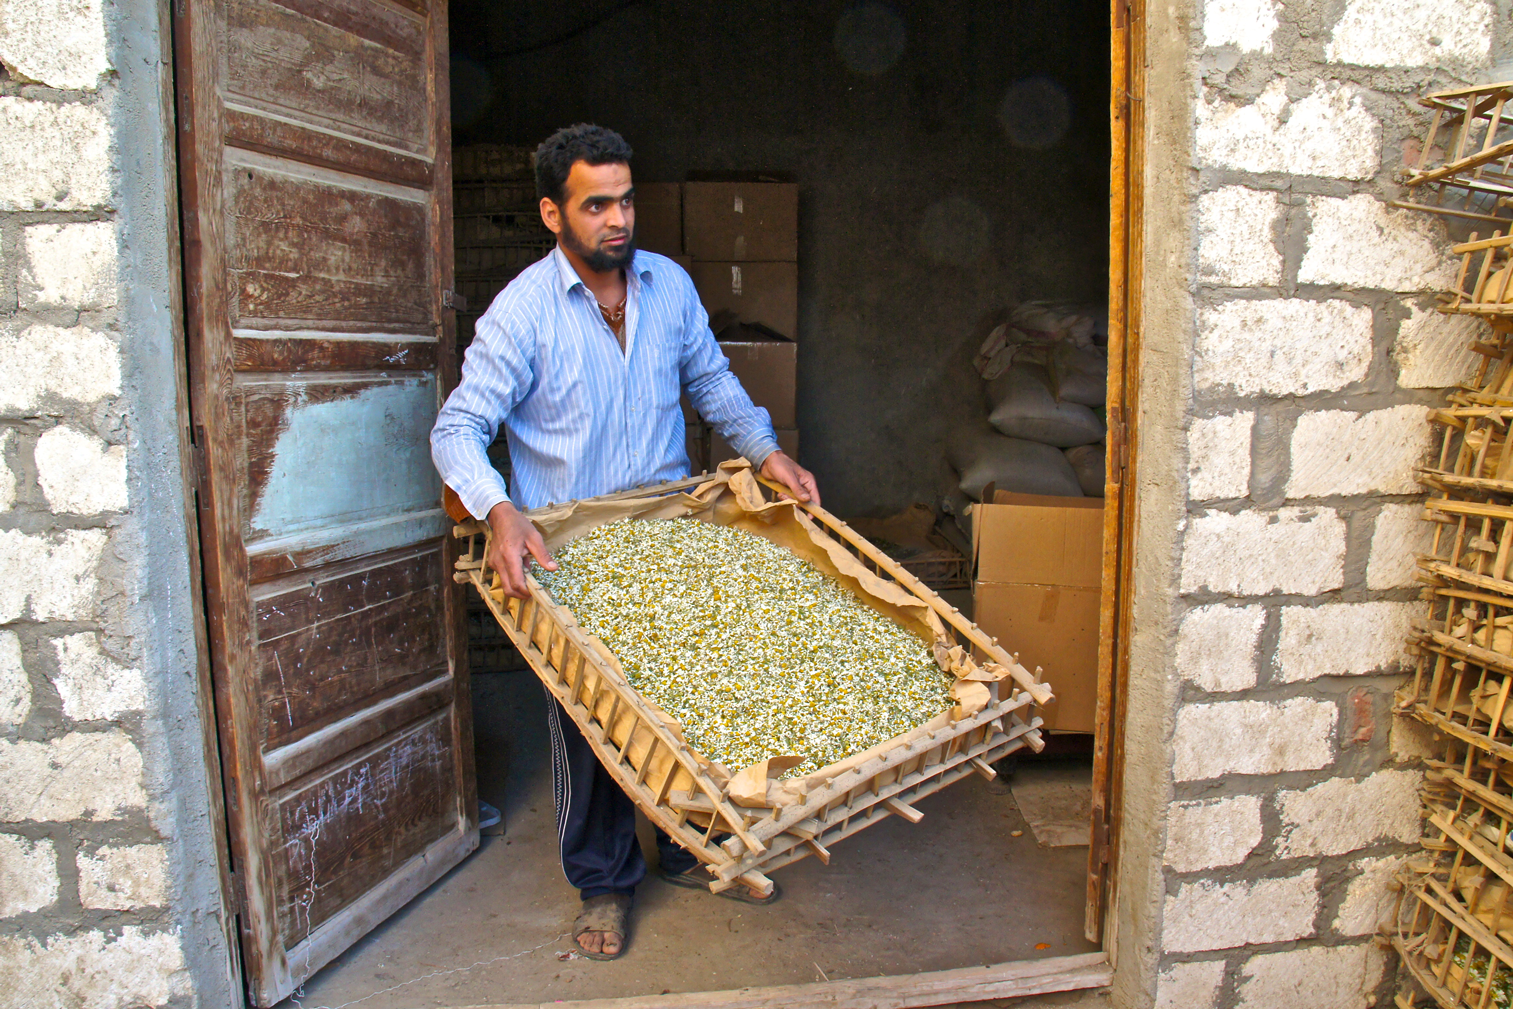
[176,0,1145,1002]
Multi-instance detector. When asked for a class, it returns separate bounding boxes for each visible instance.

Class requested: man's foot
[573,892,631,960]
[659,867,781,905]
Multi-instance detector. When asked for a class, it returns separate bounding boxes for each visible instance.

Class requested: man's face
[543,160,636,272]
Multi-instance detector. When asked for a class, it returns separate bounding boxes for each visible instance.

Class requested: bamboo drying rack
[451,471,1050,894]
[1393,745,1513,1009]
[1395,82,1513,225]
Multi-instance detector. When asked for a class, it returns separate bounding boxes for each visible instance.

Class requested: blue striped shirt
[431,246,781,517]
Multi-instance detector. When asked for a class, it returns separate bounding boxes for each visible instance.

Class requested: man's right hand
[486,500,557,599]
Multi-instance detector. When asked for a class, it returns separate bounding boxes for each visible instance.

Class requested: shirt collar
[549,244,655,295]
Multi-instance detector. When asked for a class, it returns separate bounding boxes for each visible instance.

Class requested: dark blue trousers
[545,691,700,900]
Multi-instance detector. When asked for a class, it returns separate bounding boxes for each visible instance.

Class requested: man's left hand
[760,451,821,507]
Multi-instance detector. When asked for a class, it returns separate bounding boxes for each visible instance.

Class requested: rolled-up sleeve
[677,284,781,468]
[431,308,536,519]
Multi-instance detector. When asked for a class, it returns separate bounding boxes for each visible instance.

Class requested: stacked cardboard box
[971,491,1102,733]
[647,181,799,472]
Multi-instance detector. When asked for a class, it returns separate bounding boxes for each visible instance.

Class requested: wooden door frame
[1087,0,1143,953]
[175,0,1143,1000]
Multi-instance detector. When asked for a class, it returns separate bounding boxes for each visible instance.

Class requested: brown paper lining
[523,460,1012,800]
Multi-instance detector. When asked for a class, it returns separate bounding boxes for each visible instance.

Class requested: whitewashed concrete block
[1236,942,1387,1009]
[77,844,169,910]
[0,0,110,90]
[1156,958,1226,1009]
[1390,715,1440,761]
[1394,303,1485,388]
[0,927,190,1009]
[0,324,121,416]
[1180,508,1346,596]
[1166,795,1263,872]
[1368,503,1433,590]
[50,634,144,722]
[1176,604,1265,692]
[1198,188,1282,286]
[0,834,57,917]
[1287,406,1432,498]
[1276,602,1419,683]
[1336,854,1409,936]
[0,631,27,727]
[1276,770,1424,857]
[20,222,117,310]
[1164,869,1319,952]
[0,731,146,821]
[35,426,127,515]
[0,97,112,210]
[1188,412,1253,500]
[0,429,14,511]
[1202,0,1278,52]
[1300,195,1457,292]
[1195,299,1373,396]
[1175,699,1337,780]
[1195,80,1380,180]
[1327,0,1492,68]
[0,529,105,623]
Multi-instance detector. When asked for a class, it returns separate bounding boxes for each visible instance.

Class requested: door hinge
[442,289,468,312]
[1091,812,1112,864]
[189,425,208,492]
[1106,408,1129,485]
[228,869,247,916]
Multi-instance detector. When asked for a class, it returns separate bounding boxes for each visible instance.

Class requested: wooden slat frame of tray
[1396,82,1513,226]
[1402,626,1513,765]
[1442,232,1513,325]
[1426,403,1513,491]
[1394,857,1513,1009]
[1419,497,1513,597]
[450,473,1048,892]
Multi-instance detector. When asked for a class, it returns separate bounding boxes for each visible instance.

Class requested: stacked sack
[943,302,1108,537]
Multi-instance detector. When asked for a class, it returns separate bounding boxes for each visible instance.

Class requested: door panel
[274,711,456,947]
[174,0,471,1003]
[226,152,433,328]
[222,0,431,152]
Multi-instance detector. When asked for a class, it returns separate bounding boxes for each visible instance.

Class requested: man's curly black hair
[534,123,634,205]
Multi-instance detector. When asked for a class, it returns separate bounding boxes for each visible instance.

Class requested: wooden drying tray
[450,469,1050,895]
[1442,232,1513,328]
[1392,853,1513,1009]
[1419,496,1513,598]
[1391,753,1513,1009]
[1422,402,1513,498]
[1396,82,1513,225]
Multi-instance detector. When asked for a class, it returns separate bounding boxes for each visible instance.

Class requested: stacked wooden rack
[1393,81,1513,1009]
[452,465,1051,894]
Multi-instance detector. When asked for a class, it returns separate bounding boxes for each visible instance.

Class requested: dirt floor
[281,671,1099,1009]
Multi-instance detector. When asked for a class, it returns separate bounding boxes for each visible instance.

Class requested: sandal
[659,867,782,905]
[573,892,631,961]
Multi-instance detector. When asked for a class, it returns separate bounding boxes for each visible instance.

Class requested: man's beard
[560,216,636,272]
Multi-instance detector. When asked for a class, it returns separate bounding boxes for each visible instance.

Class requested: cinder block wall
[1128,0,1513,1006]
[0,0,234,1004]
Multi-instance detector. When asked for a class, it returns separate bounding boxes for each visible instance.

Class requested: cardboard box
[711,427,798,468]
[971,491,1103,733]
[691,261,798,340]
[634,182,683,256]
[717,325,796,428]
[683,181,797,261]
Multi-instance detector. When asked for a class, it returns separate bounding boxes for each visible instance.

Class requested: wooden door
[1085,0,1144,945]
[172,2,475,1003]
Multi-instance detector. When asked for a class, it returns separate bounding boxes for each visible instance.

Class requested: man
[431,124,819,960]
